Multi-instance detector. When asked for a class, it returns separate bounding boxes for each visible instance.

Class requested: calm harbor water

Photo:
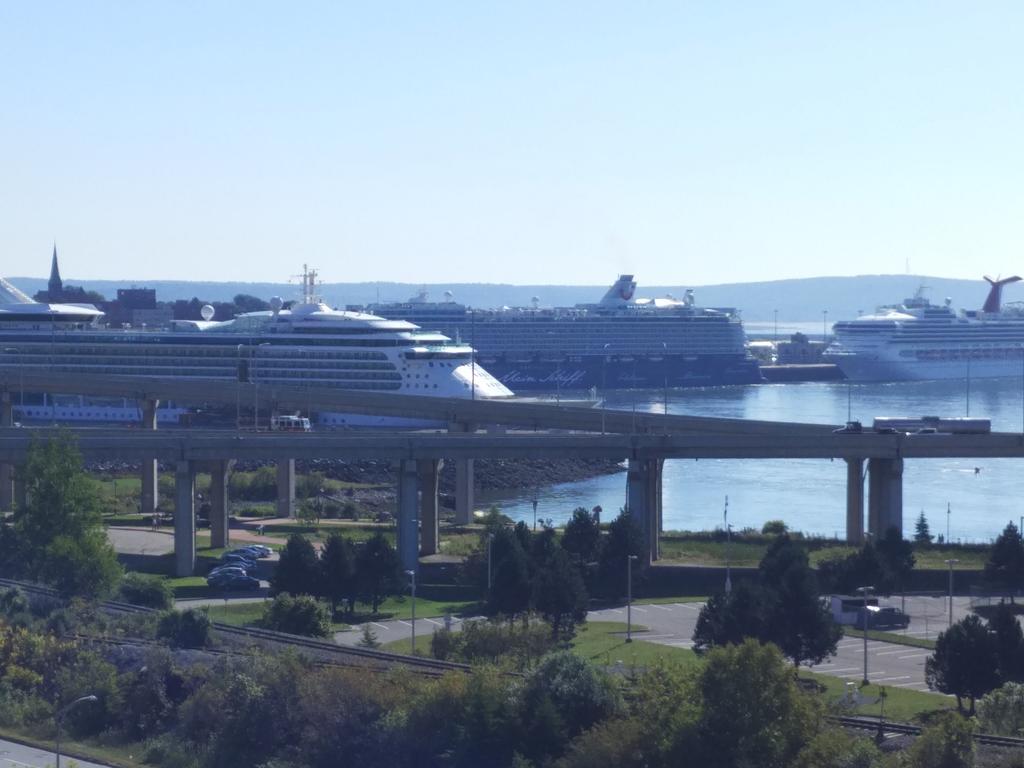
[482,377,1024,543]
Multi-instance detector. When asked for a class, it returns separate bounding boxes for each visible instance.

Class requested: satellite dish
[269,296,284,314]
[200,304,215,321]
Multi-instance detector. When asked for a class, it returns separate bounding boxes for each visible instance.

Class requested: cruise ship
[358,275,763,391]
[824,276,1024,381]
[0,265,512,426]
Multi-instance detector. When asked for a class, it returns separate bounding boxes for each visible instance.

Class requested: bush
[119,572,173,609]
[762,520,788,536]
[157,608,212,648]
[977,682,1024,737]
[260,593,331,637]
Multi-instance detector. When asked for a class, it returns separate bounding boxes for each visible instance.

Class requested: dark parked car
[207,572,260,591]
[864,606,911,629]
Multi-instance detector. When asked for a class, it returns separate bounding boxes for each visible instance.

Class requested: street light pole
[857,585,873,685]
[946,502,951,544]
[945,559,959,627]
[405,569,417,654]
[662,342,669,416]
[601,343,610,434]
[626,554,638,642]
[55,694,98,768]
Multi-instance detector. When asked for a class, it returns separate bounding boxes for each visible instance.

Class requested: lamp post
[946,502,951,544]
[857,585,873,685]
[55,694,98,768]
[724,496,732,595]
[626,554,638,642]
[531,487,539,532]
[601,343,611,434]
[405,569,417,653]
[945,559,959,627]
[236,344,244,429]
[661,342,669,416]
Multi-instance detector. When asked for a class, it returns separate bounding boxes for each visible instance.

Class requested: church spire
[48,243,63,300]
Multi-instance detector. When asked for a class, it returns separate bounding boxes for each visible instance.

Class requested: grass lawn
[802,671,953,722]
[350,595,480,622]
[570,622,700,668]
[842,627,936,650]
[0,723,144,768]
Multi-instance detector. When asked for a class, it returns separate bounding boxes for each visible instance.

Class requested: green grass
[842,627,936,650]
[570,622,701,668]
[0,723,144,767]
[351,595,480,622]
[802,671,953,722]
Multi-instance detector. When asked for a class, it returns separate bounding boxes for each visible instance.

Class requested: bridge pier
[867,457,903,538]
[208,459,234,549]
[626,457,662,566]
[0,392,13,511]
[276,459,295,518]
[175,460,196,577]
[396,459,420,573]
[418,459,442,556]
[140,399,159,515]
[449,422,476,524]
[845,458,865,544]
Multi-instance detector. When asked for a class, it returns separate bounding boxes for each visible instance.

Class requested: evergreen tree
[988,602,1024,684]
[355,532,401,613]
[914,510,934,544]
[926,614,1000,713]
[594,510,646,599]
[272,534,320,597]
[561,507,602,564]
[692,581,770,654]
[532,547,589,640]
[984,522,1024,598]
[488,527,532,619]
[320,533,356,615]
[876,526,915,595]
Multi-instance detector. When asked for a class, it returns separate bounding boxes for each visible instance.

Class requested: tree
[692,581,770,654]
[694,640,819,768]
[488,527,532,619]
[532,547,588,640]
[233,293,271,313]
[355,531,400,613]
[594,510,646,599]
[759,535,841,667]
[260,593,331,637]
[984,522,1024,598]
[914,510,934,545]
[119,572,173,609]
[876,526,915,595]
[272,534,321,597]
[11,434,122,596]
[904,712,975,768]
[761,520,788,536]
[320,533,356,615]
[926,614,1000,713]
[157,608,212,648]
[988,602,1024,684]
[977,682,1024,737]
[561,507,602,564]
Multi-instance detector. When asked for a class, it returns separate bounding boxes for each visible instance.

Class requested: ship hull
[828,352,1024,382]
[479,354,763,391]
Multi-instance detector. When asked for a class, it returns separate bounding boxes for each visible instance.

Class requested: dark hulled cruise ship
[358,276,763,391]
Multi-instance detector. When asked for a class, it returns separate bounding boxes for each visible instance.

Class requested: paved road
[336,600,937,692]
[0,736,114,768]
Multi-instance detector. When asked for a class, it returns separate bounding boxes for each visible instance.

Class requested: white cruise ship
[0,266,512,426]
[824,276,1024,382]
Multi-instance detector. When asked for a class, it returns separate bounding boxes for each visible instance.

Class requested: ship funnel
[982,275,1022,313]
[599,275,637,305]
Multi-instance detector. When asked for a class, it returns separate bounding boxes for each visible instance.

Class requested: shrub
[260,593,331,637]
[762,520,788,536]
[119,572,173,609]
[157,608,211,648]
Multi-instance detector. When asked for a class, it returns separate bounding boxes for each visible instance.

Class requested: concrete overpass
[2,424,1023,577]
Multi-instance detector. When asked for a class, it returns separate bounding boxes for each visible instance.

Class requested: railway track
[0,578,470,677]
[831,715,1024,749]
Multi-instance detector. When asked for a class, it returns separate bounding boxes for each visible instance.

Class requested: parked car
[208,565,250,578]
[207,572,260,590]
[234,545,272,559]
[833,421,863,434]
[867,606,911,629]
[220,552,256,567]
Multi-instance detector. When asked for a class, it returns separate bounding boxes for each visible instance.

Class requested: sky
[2,2,1024,286]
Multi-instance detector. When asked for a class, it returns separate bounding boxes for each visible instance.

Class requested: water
[483,378,1024,542]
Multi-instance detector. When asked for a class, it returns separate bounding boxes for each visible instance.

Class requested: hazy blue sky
[2,2,1023,286]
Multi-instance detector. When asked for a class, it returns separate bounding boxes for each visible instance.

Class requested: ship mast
[295,265,321,304]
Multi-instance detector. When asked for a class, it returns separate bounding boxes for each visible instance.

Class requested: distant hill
[7,273,1019,324]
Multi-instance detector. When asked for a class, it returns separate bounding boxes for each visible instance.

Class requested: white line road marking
[631,606,648,613]
[674,603,701,609]
[873,675,912,683]
[897,653,931,660]
[650,604,672,611]
[424,618,442,626]
[371,622,390,630]
[397,620,412,627]
[815,666,864,674]
[876,648,916,656]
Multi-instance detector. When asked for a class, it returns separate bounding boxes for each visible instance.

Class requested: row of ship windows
[905,348,1024,360]
[24,347,391,361]
[46,365,404,382]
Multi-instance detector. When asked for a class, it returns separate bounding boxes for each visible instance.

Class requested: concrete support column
[276,459,295,518]
[396,459,420,573]
[418,459,442,556]
[174,460,196,577]
[209,459,233,549]
[0,392,13,512]
[845,458,865,544]
[867,457,903,539]
[449,422,477,525]
[626,458,662,566]
[140,398,159,515]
